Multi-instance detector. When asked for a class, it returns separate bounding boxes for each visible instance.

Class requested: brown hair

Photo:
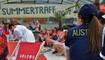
[88,16,103,56]
[88,12,105,57]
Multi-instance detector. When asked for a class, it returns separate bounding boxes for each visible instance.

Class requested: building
[0,0,94,29]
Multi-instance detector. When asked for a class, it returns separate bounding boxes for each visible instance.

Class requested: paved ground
[44,53,66,60]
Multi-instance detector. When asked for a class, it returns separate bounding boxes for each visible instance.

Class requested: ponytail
[88,16,103,56]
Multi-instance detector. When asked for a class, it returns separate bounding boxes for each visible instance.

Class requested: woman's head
[54,27,57,32]
[49,29,54,34]
[78,4,98,25]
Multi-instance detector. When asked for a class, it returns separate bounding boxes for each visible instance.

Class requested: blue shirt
[65,25,102,60]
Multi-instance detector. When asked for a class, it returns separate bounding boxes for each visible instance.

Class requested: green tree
[51,11,67,29]
[101,0,105,4]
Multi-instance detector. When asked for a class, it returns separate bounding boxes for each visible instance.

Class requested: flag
[73,10,79,15]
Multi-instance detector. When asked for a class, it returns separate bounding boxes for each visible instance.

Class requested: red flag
[16,42,41,60]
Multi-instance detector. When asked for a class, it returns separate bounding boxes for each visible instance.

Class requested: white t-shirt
[100,27,105,59]
[14,25,35,42]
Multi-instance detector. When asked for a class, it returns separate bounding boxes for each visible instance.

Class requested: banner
[16,42,41,60]
[7,42,47,60]
[0,4,76,18]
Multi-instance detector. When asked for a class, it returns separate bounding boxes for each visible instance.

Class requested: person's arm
[64,28,73,60]
[64,29,72,60]
[66,49,70,60]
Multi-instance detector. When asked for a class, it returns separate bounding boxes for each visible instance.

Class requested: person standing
[65,4,102,60]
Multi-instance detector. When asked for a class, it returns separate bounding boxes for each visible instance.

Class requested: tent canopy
[0,0,95,5]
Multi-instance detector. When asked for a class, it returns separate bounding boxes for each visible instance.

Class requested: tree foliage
[54,11,67,20]
[101,0,105,4]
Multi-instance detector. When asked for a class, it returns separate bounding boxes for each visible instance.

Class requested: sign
[0,4,76,18]
[7,42,46,60]
[16,42,41,60]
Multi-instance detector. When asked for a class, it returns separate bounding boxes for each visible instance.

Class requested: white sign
[0,4,77,18]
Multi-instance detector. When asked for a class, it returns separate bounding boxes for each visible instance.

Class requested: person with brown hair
[65,4,103,60]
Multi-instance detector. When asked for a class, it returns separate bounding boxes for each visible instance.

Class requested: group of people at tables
[0,3,105,60]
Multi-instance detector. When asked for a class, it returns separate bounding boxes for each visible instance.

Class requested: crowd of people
[0,3,105,60]
[0,17,69,60]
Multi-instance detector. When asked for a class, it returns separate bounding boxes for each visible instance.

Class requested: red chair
[6,41,47,60]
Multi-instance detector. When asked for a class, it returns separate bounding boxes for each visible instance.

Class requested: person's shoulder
[16,25,25,27]
[14,28,19,32]
[68,26,80,32]
[14,26,21,31]
[16,25,27,29]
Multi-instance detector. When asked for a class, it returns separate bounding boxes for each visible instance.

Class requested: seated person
[48,29,58,40]
[38,30,45,42]
[44,36,65,56]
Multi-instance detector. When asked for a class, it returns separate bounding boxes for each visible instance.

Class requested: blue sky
[100,0,103,3]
